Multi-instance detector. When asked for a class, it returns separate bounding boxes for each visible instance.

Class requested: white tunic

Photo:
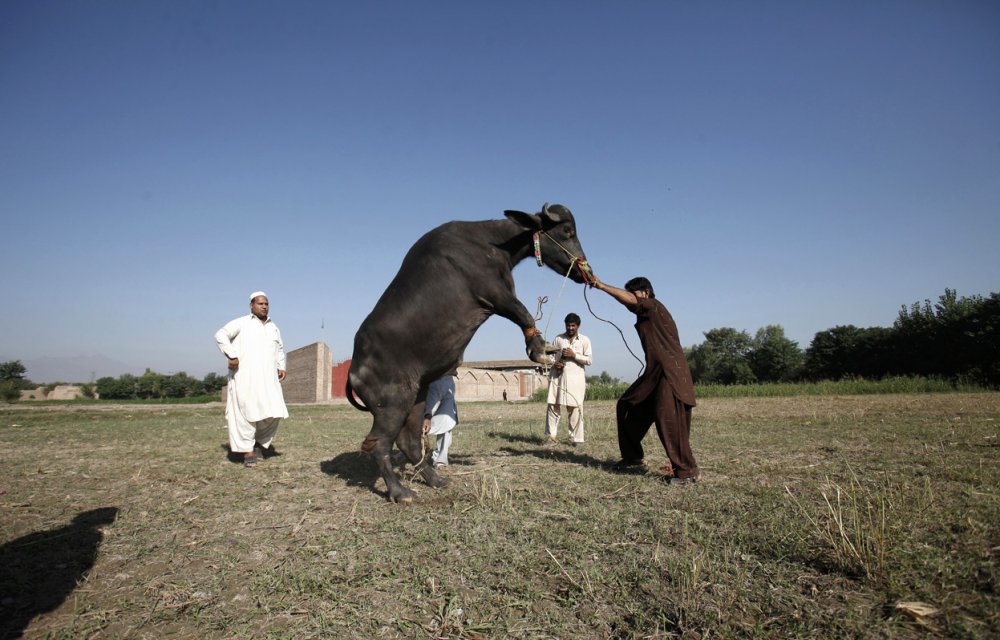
[546,332,592,408]
[214,315,289,423]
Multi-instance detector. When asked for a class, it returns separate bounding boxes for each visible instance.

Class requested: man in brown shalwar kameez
[589,275,700,484]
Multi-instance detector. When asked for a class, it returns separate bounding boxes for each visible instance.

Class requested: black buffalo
[347,203,591,503]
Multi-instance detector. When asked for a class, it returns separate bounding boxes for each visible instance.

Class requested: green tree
[202,372,228,393]
[162,372,203,398]
[802,325,894,380]
[0,381,19,403]
[894,288,1000,385]
[803,325,863,380]
[0,360,34,390]
[96,374,138,400]
[0,360,27,381]
[747,325,804,382]
[586,370,622,385]
[135,369,165,399]
[688,327,755,384]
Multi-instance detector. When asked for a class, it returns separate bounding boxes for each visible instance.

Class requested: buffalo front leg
[493,295,556,365]
[361,409,419,504]
[523,326,556,365]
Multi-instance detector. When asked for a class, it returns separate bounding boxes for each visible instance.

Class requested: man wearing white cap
[214,291,289,467]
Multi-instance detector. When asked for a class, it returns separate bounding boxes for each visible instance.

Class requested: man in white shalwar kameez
[214,291,289,467]
[545,313,592,446]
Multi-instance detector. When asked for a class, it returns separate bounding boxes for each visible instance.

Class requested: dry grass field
[1,393,997,639]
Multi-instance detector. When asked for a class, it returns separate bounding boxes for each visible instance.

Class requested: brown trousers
[616,376,698,480]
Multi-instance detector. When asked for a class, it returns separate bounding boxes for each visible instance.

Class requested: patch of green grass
[530,376,992,402]
[697,375,991,397]
[1,394,997,638]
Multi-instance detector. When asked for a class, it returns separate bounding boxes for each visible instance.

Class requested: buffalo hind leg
[395,401,448,489]
[362,408,418,504]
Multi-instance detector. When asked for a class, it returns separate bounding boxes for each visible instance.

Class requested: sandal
[243,454,260,468]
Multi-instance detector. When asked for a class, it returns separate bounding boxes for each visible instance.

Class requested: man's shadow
[489,431,608,468]
[0,506,119,639]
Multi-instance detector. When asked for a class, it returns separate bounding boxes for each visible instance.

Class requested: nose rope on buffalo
[533,231,594,345]
[533,231,644,373]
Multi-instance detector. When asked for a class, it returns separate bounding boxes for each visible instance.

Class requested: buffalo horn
[542,202,559,223]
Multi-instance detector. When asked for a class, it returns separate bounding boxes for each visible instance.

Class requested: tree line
[686,288,999,387]
[0,361,228,401]
[94,369,229,400]
[4,287,997,403]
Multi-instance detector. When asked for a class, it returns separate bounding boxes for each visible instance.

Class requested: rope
[534,296,548,322]
[541,259,576,345]
[583,285,645,376]
[532,227,646,429]
[534,230,643,375]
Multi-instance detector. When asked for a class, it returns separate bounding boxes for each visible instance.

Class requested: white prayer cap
[249,291,268,301]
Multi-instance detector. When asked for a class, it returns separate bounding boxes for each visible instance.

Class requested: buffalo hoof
[421,467,449,489]
[526,334,554,366]
[527,349,554,366]
[390,486,418,504]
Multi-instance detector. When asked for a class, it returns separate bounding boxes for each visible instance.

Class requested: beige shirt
[546,332,592,407]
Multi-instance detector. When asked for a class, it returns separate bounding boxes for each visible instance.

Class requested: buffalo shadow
[0,506,119,640]
[320,449,474,499]
[321,451,388,499]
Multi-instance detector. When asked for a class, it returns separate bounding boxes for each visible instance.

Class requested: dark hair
[624,277,655,299]
[564,313,581,325]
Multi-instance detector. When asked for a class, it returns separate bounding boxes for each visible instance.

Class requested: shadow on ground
[489,430,614,470]
[320,451,387,499]
[0,506,119,639]
[219,443,282,464]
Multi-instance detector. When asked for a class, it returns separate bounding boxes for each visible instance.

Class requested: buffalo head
[504,203,589,284]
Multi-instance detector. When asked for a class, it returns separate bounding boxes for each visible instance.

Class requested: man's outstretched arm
[589,276,638,308]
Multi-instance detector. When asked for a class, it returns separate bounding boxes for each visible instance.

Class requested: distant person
[502,389,508,402]
[589,276,699,484]
[213,291,288,468]
[423,371,458,468]
[545,313,592,447]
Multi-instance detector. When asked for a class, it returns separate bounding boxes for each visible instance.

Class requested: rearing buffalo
[347,203,591,503]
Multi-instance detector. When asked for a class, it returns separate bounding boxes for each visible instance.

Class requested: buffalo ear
[504,210,542,230]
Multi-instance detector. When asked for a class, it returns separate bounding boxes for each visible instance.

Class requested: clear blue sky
[2,1,998,383]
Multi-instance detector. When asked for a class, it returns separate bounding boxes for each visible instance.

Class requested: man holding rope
[214,291,288,468]
[588,276,699,484]
[544,313,592,447]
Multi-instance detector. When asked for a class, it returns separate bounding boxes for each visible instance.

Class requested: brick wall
[283,342,333,403]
